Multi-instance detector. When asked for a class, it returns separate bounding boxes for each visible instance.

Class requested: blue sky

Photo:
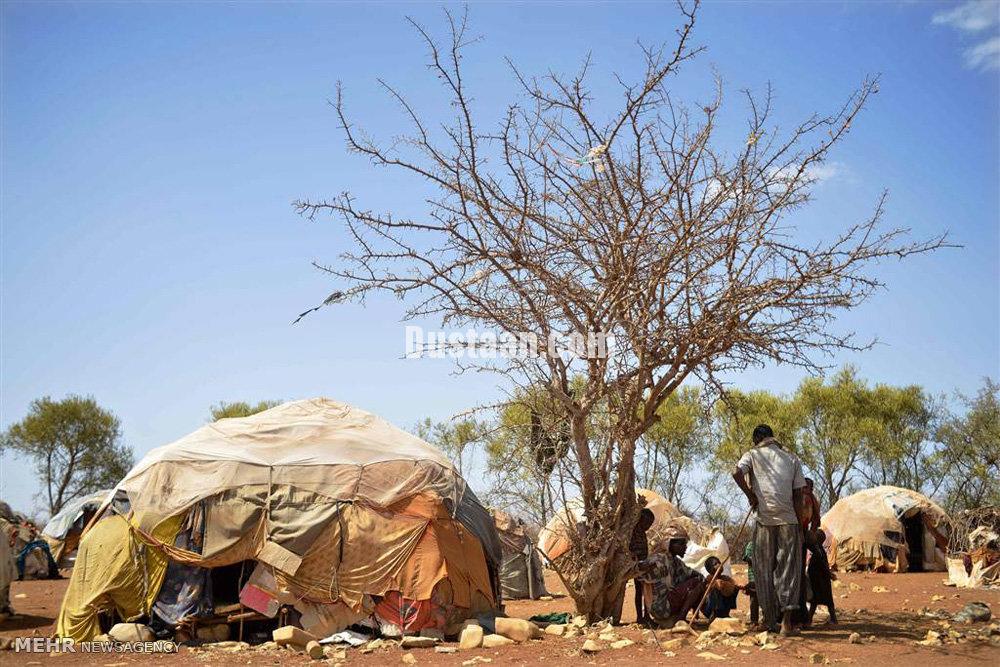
[2,1,997,517]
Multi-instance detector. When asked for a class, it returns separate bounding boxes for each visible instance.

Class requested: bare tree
[295,2,947,618]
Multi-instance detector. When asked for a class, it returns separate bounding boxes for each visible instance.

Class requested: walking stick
[693,507,754,620]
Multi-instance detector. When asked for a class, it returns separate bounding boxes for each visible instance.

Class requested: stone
[435,646,457,654]
[671,620,697,635]
[872,586,889,593]
[401,653,417,665]
[761,643,780,651]
[708,617,746,635]
[848,633,861,644]
[663,650,676,657]
[459,624,484,649]
[461,658,492,666]
[753,631,770,646]
[108,623,154,643]
[570,615,588,628]
[305,641,324,660]
[610,639,634,649]
[917,630,943,647]
[544,624,566,637]
[400,636,438,649]
[481,634,513,648]
[808,653,827,664]
[581,639,602,653]
[273,626,317,648]
[323,647,346,661]
[931,594,945,602]
[848,583,862,591]
[953,602,991,624]
[659,638,685,651]
[539,595,554,601]
[494,617,540,642]
[598,630,618,641]
[696,652,727,661]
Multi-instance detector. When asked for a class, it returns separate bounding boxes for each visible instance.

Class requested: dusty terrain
[2,566,998,665]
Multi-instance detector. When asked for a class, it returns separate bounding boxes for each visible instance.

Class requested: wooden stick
[693,508,753,620]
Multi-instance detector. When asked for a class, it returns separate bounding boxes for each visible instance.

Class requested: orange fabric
[328,505,429,609]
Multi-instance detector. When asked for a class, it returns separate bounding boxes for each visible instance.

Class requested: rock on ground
[108,623,154,642]
[459,624,484,649]
[481,634,514,648]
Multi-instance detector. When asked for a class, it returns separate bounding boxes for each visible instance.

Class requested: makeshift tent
[822,486,950,573]
[43,490,111,567]
[946,506,1000,588]
[538,489,730,574]
[492,510,546,600]
[57,398,501,641]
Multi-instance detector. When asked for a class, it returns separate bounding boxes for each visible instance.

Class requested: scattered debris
[871,586,889,593]
[400,636,438,649]
[435,646,457,654]
[544,624,566,636]
[401,653,417,665]
[708,617,747,635]
[461,658,492,666]
[953,602,991,624]
[808,653,828,664]
[610,639,634,649]
[696,651,727,661]
[539,595,554,601]
[847,633,861,644]
[581,639,602,653]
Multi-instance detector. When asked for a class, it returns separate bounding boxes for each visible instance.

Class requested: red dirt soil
[2,566,998,665]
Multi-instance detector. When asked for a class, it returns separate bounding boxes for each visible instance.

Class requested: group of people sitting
[628,424,838,635]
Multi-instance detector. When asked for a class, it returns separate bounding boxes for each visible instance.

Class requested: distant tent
[57,399,501,641]
[538,489,730,574]
[492,510,546,600]
[822,486,950,573]
[43,490,112,567]
[946,506,1000,588]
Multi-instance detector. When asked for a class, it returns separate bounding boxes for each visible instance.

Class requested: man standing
[732,424,807,635]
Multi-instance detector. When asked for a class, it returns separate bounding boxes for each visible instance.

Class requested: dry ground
[2,566,998,666]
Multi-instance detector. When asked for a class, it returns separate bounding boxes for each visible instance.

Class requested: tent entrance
[903,514,925,572]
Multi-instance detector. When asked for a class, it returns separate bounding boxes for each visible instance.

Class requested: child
[629,508,656,624]
[743,540,759,627]
[701,556,740,620]
[806,529,837,625]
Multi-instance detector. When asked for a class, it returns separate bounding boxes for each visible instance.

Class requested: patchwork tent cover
[538,489,730,573]
[43,489,111,565]
[493,510,546,600]
[821,485,950,573]
[57,398,500,640]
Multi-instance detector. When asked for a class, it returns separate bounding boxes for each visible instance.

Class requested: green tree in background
[415,417,488,478]
[2,395,133,515]
[210,400,281,421]
[635,387,710,509]
[713,388,805,469]
[934,379,1000,513]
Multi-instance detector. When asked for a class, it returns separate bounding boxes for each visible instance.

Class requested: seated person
[634,522,705,629]
[806,529,837,625]
[701,555,740,620]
